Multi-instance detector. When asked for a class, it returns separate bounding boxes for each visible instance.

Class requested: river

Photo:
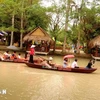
[0,55,100,100]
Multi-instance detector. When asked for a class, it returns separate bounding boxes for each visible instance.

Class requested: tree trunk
[62,35,67,53]
[10,14,14,46]
[20,0,24,49]
[62,0,71,53]
[52,37,56,53]
[76,31,80,53]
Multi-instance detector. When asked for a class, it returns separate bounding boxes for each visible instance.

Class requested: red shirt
[30,48,35,55]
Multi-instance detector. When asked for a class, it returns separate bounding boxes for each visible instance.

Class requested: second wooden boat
[91,54,100,61]
[25,62,97,73]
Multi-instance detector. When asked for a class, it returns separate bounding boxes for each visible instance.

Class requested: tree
[0,0,50,49]
[68,0,100,53]
[0,0,19,46]
[62,0,72,53]
[46,0,65,53]
[78,0,100,50]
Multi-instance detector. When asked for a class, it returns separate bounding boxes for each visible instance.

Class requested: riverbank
[49,49,91,58]
[0,45,91,58]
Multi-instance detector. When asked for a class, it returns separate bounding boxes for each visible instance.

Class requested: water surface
[0,56,100,100]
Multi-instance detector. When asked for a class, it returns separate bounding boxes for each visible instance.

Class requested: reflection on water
[0,56,100,100]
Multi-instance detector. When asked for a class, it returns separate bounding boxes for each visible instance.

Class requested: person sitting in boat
[36,57,44,63]
[41,59,52,68]
[10,51,18,60]
[18,53,28,61]
[63,58,68,68]
[16,53,27,62]
[24,52,29,60]
[17,53,24,60]
[71,59,79,68]
[86,59,95,69]
[41,57,55,68]
[47,57,55,66]
[3,51,11,60]
[17,53,21,59]
[0,54,4,61]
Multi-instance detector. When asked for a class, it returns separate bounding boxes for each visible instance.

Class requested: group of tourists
[28,44,96,69]
[63,58,79,68]
[63,57,95,69]
[0,50,27,61]
[0,43,95,69]
[27,44,55,68]
[0,44,55,69]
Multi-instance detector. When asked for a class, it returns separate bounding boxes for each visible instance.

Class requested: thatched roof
[23,26,52,41]
[88,35,100,48]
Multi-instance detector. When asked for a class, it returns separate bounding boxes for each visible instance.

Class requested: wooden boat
[0,58,40,63]
[25,62,97,73]
[91,54,100,61]
[0,59,27,63]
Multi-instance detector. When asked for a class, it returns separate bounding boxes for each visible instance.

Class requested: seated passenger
[17,53,22,59]
[86,59,95,69]
[3,51,11,60]
[18,53,28,61]
[24,52,29,60]
[10,51,17,60]
[41,59,52,68]
[47,57,55,66]
[41,57,55,68]
[36,57,43,63]
[71,59,79,68]
[0,54,4,61]
[63,58,68,68]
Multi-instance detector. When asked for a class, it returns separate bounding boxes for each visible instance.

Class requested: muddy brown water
[0,55,100,100]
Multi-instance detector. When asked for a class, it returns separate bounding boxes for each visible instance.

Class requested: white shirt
[18,55,21,59]
[71,61,78,68]
[4,52,9,56]
[63,60,68,68]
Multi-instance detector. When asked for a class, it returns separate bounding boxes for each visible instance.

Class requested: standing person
[71,59,79,68]
[29,44,35,63]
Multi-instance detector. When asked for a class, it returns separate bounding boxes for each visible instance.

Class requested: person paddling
[86,59,95,69]
[29,45,35,63]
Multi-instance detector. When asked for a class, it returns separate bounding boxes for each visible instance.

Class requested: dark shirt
[86,62,92,69]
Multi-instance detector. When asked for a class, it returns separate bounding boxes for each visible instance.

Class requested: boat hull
[91,54,100,61]
[0,59,27,63]
[25,62,97,73]
[0,59,41,63]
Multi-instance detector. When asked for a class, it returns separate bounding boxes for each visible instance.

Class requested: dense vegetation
[0,0,100,53]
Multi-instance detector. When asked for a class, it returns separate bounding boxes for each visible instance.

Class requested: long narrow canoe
[0,59,40,63]
[91,54,100,61]
[0,59,27,63]
[25,62,97,73]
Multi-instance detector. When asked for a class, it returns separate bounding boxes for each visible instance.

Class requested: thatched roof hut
[88,35,100,48]
[23,26,52,41]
